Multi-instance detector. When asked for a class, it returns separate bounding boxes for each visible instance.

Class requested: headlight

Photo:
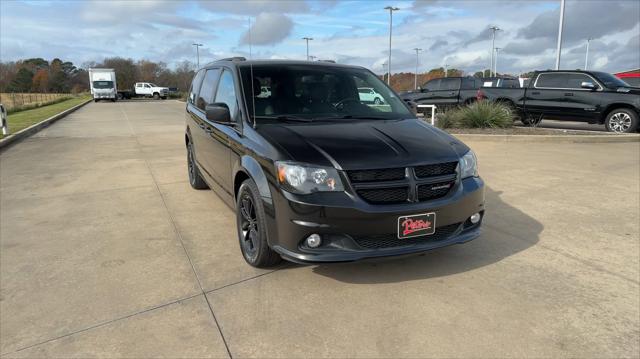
[460,150,478,179]
[276,162,344,194]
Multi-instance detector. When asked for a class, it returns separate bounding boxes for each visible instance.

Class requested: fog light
[470,212,481,224]
[306,234,322,248]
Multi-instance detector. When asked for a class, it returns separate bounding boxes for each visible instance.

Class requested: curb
[452,133,640,143]
[0,98,92,150]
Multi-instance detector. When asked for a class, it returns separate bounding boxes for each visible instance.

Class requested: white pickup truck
[117,82,169,100]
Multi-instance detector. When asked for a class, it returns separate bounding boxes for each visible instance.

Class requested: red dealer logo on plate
[397,213,436,239]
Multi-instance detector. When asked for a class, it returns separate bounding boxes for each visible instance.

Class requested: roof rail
[319,60,336,63]
[218,57,246,62]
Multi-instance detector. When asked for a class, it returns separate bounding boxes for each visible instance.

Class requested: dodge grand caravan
[185,58,485,267]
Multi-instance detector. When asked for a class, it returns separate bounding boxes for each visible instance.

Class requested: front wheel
[153,92,160,100]
[236,179,282,268]
[605,109,638,133]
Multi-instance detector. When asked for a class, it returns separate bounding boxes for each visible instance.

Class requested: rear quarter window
[189,70,206,105]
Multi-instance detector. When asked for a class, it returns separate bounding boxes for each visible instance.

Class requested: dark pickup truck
[478,70,640,133]
[401,77,484,110]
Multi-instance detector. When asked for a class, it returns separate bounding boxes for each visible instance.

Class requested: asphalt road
[1,101,638,357]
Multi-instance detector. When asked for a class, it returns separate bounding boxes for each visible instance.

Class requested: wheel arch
[233,155,273,206]
[600,103,639,124]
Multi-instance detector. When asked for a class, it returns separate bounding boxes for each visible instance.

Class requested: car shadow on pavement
[310,186,542,284]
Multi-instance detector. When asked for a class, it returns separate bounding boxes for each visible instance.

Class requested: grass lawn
[2,96,91,139]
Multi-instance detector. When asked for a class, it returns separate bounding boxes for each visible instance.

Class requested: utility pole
[384,6,400,85]
[302,37,313,60]
[488,26,501,77]
[555,0,565,70]
[444,64,449,77]
[192,43,203,69]
[413,48,422,90]
[494,47,501,75]
[584,37,593,70]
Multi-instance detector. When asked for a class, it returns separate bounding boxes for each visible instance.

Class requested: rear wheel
[236,179,282,268]
[187,141,208,189]
[605,108,638,133]
[374,97,382,105]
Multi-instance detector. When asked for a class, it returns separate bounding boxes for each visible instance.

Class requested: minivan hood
[257,118,469,170]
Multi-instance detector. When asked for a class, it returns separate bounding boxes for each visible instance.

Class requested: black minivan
[185,58,485,267]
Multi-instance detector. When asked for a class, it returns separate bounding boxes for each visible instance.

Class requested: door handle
[205,127,213,134]
[198,123,205,129]
[531,91,540,95]
[564,92,574,96]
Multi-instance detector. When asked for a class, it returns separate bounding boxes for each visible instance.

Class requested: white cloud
[240,12,294,45]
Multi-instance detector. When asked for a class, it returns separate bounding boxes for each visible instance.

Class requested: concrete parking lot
[1,101,638,358]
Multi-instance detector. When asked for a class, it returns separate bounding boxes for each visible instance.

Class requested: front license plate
[398,213,436,239]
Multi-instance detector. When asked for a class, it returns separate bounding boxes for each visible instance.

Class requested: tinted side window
[424,79,440,91]
[189,70,205,105]
[197,68,220,111]
[536,73,569,88]
[214,70,238,121]
[440,78,461,91]
[566,73,594,89]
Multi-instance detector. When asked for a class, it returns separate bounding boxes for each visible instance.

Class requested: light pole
[555,0,566,70]
[494,47,501,75]
[413,48,422,90]
[302,37,313,60]
[488,26,501,76]
[584,37,593,70]
[192,43,203,69]
[444,64,449,77]
[384,6,400,85]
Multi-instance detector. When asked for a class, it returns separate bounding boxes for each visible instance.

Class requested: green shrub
[434,101,513,129]
[435,109,459,129]
[456,101,514,128]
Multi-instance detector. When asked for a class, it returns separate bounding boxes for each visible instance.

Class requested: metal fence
[0,93,70,111]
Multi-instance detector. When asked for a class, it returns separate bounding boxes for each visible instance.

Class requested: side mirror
[420,88,428,93]
[205,103,232,124]
[581,81,597,90]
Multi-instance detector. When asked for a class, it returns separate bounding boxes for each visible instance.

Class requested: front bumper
[265,176,485,263]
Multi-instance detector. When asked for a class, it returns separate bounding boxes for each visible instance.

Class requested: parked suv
[185,58,485,267]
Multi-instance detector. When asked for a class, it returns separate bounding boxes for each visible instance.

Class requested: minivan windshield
[240,64,413,121]
[592,72,630,89]
[93,81,114,89]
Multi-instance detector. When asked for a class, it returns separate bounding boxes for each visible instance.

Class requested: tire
[604,108,638,133]
[520,114,542,127]
[153,92,160,100]
[187,141,208,190]
[117,93,124,100]
[499,101,520,122]
[236,179,282,268]
[94,99,98,103]
[374,97,382,105]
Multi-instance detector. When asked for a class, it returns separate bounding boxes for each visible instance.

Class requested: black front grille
[347,168,405,183]
[348,161,458,205]
[352,223,461,249]
[414,162,458,178]
[356,187,408,204]
[417,181,455,201]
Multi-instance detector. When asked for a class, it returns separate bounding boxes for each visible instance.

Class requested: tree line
[0,57,197,94]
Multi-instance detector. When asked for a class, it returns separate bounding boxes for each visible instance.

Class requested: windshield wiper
[254,115,313,123]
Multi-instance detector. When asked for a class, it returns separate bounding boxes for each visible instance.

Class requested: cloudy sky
[1,0,638,75]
